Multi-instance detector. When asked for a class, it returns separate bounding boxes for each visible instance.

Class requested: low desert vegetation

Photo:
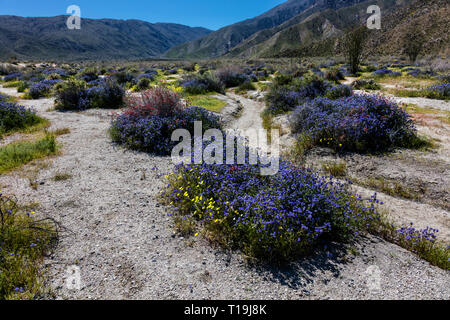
[110,87,222,155]
[0,99,47,138]
[0,193,57,299]
[163,159,381,263]
[0,133,58,174]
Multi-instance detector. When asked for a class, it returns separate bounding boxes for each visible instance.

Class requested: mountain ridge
[0,15,212,61]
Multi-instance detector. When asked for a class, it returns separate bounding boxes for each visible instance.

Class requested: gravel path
[0,85,448,300]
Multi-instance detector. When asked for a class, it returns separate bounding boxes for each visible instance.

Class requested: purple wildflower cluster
[55,78,124,111]
[426,83,450,99]
[289,94,416,152]
[3,72,23,82]
[325,84,353,99]
[42,68,68,77]
[110,106,221,155]
[265,76,335,115]
[372,68,401,77]
[28,79,62,99]
[180,73,224,95]
[165,158,380,261]
[397,224,438,245]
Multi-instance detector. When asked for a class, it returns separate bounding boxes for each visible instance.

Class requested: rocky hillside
[0,15,212,61]
[164,0,373,59]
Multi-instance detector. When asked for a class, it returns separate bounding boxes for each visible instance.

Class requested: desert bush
[0,64,18,76]
[215,66,249,88]
[86,79,125,109]
[289,94,418,152]
[236,80,256,93]
[163,159,380,262]
[324,69,345,82]
[325,85,353,99]
[124,87,184,118]
[27,80,61,99]
[111,87,221,155]
[112,71,135,85]
[265,75,331,115]
[0,101,42,136]
[54,78,88,111]
[180,73,224,95]
[78,67,98,82]
[55,78,124,110]
[136,77,152,91]
[0,194,57,299]
[351,79,381,90]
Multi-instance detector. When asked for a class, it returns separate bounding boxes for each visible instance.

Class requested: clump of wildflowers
[163,158,381,262]
[0,101,42,137]
[289,94,417,152]
[110,87,221,155]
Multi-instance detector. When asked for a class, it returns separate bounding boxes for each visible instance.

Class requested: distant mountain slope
[245,0,449,58]
[164,0,318,59]
[0,15,212,61]
[227,0,399,58]
[367,0,450,57]
[164,0,372,59]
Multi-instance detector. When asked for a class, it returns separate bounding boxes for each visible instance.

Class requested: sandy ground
[0,85,448,300]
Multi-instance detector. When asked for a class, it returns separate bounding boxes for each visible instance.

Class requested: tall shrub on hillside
[403,25,425,63]
[343,26,368,75]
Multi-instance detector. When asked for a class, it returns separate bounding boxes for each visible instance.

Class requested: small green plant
[187,95,227,113]
[0,134,58,174]
[53,172,72,181]
[0,193,58,299]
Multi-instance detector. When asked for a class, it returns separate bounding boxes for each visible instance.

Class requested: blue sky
[0,0,287,30]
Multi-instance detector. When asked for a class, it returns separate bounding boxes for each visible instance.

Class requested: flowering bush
[111,106,220,155]
[3,73,23,82]
[215,66,249,88]
[55,78,124,110]
[351,79,381,90]
[180,73,224,95]
[372,68,401,77]
[110,87,221,154]
[27,80,61,99]
[125,87,184,118]
[54,78,88,111]
[425,83,449,100]
[396,223,449,269]
[163,159,380,262]
[265,76,331,115]
[289,94,417,152]
[0,101,42,136]
[325,85,353,99]
[87,79,125,109]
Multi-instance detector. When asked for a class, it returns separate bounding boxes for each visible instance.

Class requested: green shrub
[54,78,87,111]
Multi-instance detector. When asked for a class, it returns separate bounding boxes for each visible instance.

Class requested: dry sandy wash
[0,85,448,300]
